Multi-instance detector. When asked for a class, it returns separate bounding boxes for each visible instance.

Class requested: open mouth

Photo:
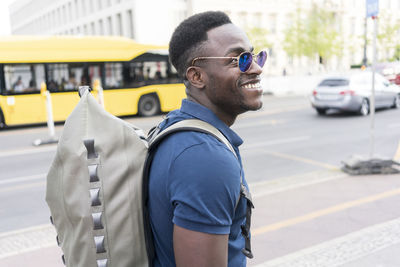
[241,82,261,90]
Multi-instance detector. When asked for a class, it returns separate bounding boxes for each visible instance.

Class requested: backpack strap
[143,119,254,261]
[148,119,237,159]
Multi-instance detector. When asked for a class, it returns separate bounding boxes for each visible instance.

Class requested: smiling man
[148,11,267,267]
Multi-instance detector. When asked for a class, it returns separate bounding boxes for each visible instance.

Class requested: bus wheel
[138,94,160,116]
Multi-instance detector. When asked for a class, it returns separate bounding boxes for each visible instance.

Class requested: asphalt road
[0,95,399,266]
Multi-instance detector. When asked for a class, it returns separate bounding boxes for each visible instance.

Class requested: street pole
[370,16,377,159]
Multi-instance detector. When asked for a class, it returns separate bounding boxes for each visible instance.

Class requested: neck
[186,94,237,127]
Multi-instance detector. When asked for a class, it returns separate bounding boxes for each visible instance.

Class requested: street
[1,94,400,266]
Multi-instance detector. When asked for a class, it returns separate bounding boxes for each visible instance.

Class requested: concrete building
[9,0,188,45]
[8,0,400,75]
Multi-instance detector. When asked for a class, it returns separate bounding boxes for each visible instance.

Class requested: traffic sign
[366,0,379,18]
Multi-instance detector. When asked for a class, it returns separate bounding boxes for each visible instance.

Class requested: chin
[240,100,263,112]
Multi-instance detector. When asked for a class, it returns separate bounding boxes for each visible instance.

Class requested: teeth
[243,82,260,89]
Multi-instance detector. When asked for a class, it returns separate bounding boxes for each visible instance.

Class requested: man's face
[200,23,264,117]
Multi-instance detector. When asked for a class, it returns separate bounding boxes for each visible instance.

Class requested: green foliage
[377,12,400,61]
[283,4,341,64]
[392,45,400,61]
[283,8,306,58]
[246,27,272,53]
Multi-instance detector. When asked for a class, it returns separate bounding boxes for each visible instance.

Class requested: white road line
[242,136,311,150]
[0,146,56,158]
[254,217,400,267]
[0,173,46,186]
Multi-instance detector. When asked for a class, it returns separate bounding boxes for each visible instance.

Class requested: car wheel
[138,94,160,117]
[391,94,400,109]
[359,98,369,116]
[316,108,327,115]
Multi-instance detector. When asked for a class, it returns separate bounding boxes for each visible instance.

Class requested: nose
[247,58,263,75]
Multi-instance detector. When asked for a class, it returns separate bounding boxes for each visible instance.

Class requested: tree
[377,12,400,62]
[283,4,341,65]
[283,8,306,59]
[304,4,341,64]
[246,27,272,53]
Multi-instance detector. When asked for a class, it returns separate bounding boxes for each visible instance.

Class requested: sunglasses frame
[191,50,267,73]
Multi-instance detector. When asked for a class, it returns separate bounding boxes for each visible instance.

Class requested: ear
[186,66,206,89]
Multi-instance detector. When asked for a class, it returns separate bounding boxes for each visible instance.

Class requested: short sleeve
[168,138,241,234]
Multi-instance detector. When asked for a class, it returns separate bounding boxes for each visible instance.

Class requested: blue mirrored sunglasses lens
[257,51,267,68]
[239,52,252,72]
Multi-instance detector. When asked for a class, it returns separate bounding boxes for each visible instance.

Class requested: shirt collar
[179,99,243,147]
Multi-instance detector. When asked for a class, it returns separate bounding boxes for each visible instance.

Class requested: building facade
[9,0,400,75]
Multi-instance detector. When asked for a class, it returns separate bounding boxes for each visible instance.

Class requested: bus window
[47,63,90,92]
[105,63,124,88]
[88,64,102,88]
[3,64,45,94]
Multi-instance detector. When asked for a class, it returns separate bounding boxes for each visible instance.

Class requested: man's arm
[173,224,228,267]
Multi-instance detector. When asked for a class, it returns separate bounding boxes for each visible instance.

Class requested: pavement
[1,169,400,267]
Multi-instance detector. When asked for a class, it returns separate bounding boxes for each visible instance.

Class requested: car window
[318,79,349,86]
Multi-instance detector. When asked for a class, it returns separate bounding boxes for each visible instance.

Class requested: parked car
[310,72,400,116]
[376,61,400,85]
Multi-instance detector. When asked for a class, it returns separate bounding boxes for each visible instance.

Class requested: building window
[74,0,79,18]
[68,2,72,21]
[116,13,122,35]
[91,22,96,34]
[127,9,134,39]
[98,0,102,10]
[82,0,86,16]
[62,5,67,23]
[107,16,113,35]
[99,19,104,35]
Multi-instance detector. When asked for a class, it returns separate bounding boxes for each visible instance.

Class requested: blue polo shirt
[148,99,249,267]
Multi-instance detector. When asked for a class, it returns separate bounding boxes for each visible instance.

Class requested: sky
[0,0,15,35]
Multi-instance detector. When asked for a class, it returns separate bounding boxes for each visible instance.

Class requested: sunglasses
[191,50,267,72]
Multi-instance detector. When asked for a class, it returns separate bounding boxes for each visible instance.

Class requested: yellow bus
[0,36,186,128]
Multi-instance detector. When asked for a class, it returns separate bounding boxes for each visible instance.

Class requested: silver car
[310,72,400,115]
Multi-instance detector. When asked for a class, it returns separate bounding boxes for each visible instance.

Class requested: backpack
[45,86,245,267]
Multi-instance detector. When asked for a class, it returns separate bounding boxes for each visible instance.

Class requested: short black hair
[169,11,232,80]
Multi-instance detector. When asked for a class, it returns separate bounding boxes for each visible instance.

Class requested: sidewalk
[1,170,399,267]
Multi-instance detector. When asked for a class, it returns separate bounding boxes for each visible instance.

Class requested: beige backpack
[46,86,236,267]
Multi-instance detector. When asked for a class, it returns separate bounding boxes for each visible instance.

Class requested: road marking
[0,173,46,186]
[249,170,346,198]
[254,216,400,267]
[394,141,400,162]
[0,181,46,193]
[242,136,311,150]
[256,149,339,170]
[252,186,400,236]
[0,224,56,259]
[0,146,56,158]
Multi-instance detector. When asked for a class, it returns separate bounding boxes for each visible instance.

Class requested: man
[148,11,266,266]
